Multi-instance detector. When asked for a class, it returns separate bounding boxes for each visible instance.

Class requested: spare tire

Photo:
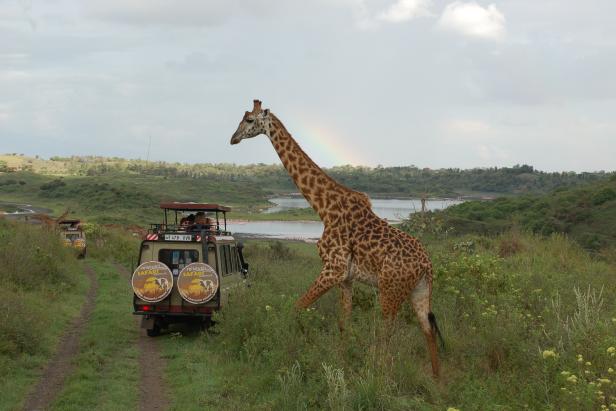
[177,262,219,304]
[132,261,173,303]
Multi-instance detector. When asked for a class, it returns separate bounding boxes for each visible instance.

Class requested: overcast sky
[1,0,615,171]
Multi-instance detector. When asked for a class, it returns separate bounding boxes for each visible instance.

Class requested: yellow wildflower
[585,361,592,366]
[542,350,557,359]
[598,378,611,384]
[567,375,578,384]
[607,347,616,354]
[609,368,614,374]
[561,371,571,377]
[265,305,272,311]
[447,408,460,411]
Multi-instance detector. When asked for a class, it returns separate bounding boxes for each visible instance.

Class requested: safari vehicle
[132,202,248,336]
[59,219,87,258]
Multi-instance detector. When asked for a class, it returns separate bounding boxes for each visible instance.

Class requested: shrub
[0,220,82,357]
[0,220,78,289]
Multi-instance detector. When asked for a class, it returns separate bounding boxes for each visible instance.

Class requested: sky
[0,0,615,172]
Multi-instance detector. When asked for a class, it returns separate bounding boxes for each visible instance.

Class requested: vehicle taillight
[141,305,152,311]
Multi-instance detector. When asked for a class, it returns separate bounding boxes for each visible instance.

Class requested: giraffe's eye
[246,118,254,123]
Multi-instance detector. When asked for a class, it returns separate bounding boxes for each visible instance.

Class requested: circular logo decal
[177,263,219,304]
[132,261,173,303]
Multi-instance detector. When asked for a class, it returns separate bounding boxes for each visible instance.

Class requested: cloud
[438,1,505,40]
[85,0,234,27]
[446,119,491,135]
[348,0,433,29]
[377,0,433,23]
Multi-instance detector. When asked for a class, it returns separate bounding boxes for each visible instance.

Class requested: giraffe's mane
[270,113,360,197]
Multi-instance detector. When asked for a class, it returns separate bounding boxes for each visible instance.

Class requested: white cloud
[446,119,491,135]
[438,1,505,40]
[377,0,433,23]
[476,143,509,162]
[86,0,235,27]
[348,0,433,29]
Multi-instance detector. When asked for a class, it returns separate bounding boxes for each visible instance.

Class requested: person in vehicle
[190,212,211,231]
[180,214,195,228]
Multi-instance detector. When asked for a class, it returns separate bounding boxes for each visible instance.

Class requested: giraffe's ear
[263,109,270,116]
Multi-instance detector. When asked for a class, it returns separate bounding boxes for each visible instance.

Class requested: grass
[156,235,616,410]
[233,207,320,222]
[50,261,140,411]
[3,198,616,410]
[0,219,88,411]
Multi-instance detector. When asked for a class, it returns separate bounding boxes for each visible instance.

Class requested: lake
[230,197,462,240]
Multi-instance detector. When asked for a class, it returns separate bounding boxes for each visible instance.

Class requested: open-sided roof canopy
[159,202,231,212]
[58,219,81,224]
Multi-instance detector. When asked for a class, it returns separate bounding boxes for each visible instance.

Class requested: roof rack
[159,202,231,212]
[156,201,231,237]
[58,219,81,224]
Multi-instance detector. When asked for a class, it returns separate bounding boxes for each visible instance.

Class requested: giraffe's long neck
[268,114,349,219]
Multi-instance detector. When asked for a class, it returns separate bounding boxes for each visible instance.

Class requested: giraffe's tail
[428,312,445,351]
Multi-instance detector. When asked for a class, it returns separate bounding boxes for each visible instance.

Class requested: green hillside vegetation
[427,176,616,251]
[0,172,273,225]
[3,154,612,197]
[0,219,87,409]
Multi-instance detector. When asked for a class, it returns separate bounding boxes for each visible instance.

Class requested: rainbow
[291,114,369,167]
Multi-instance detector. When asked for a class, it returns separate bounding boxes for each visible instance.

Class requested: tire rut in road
[22,263,99,411]
[115,263,170,411]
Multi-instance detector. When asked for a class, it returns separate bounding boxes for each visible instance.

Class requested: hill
[2,154,612,197]
[425,176,616,250]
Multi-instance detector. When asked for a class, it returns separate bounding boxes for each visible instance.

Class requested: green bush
[0,219,84,359]
[81,223,140,267]
[0,220,78,290]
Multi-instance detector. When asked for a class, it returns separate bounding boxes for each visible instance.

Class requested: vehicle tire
[201,316,213,331]
[146,321,161,337]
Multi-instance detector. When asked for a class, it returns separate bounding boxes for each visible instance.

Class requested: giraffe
[230,100,443,377]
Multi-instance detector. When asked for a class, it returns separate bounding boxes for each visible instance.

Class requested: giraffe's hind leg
[338,279,353,332]
[410,274,440,378]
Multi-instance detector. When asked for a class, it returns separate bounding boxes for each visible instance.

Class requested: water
[230,197,463,240]
[228,220,325,240]
[263,197,463,221]
[0,202,52,216]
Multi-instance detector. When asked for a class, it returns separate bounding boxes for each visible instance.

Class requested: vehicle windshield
[158,249,199,276]
[64,233,82,241]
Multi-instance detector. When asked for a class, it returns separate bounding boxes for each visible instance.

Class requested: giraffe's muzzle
[230,134,241,145]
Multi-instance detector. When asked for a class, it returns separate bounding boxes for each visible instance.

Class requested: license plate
[164,234,192,241]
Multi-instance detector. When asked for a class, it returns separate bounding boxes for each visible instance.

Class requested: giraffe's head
[230,99,272,145]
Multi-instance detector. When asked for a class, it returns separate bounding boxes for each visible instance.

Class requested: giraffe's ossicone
[230,100,443,378]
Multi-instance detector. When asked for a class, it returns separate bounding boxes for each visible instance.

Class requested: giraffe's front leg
[295,262,347,309]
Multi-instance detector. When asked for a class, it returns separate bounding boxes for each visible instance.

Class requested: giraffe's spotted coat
[230,100,441,378]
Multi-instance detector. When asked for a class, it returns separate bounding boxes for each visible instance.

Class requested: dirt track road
[115,263,170,411]
[22,264,98,411]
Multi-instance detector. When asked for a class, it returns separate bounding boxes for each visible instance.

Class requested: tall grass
[81,223,141,268]
[0,219,87,410]
[162,235,616,410]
